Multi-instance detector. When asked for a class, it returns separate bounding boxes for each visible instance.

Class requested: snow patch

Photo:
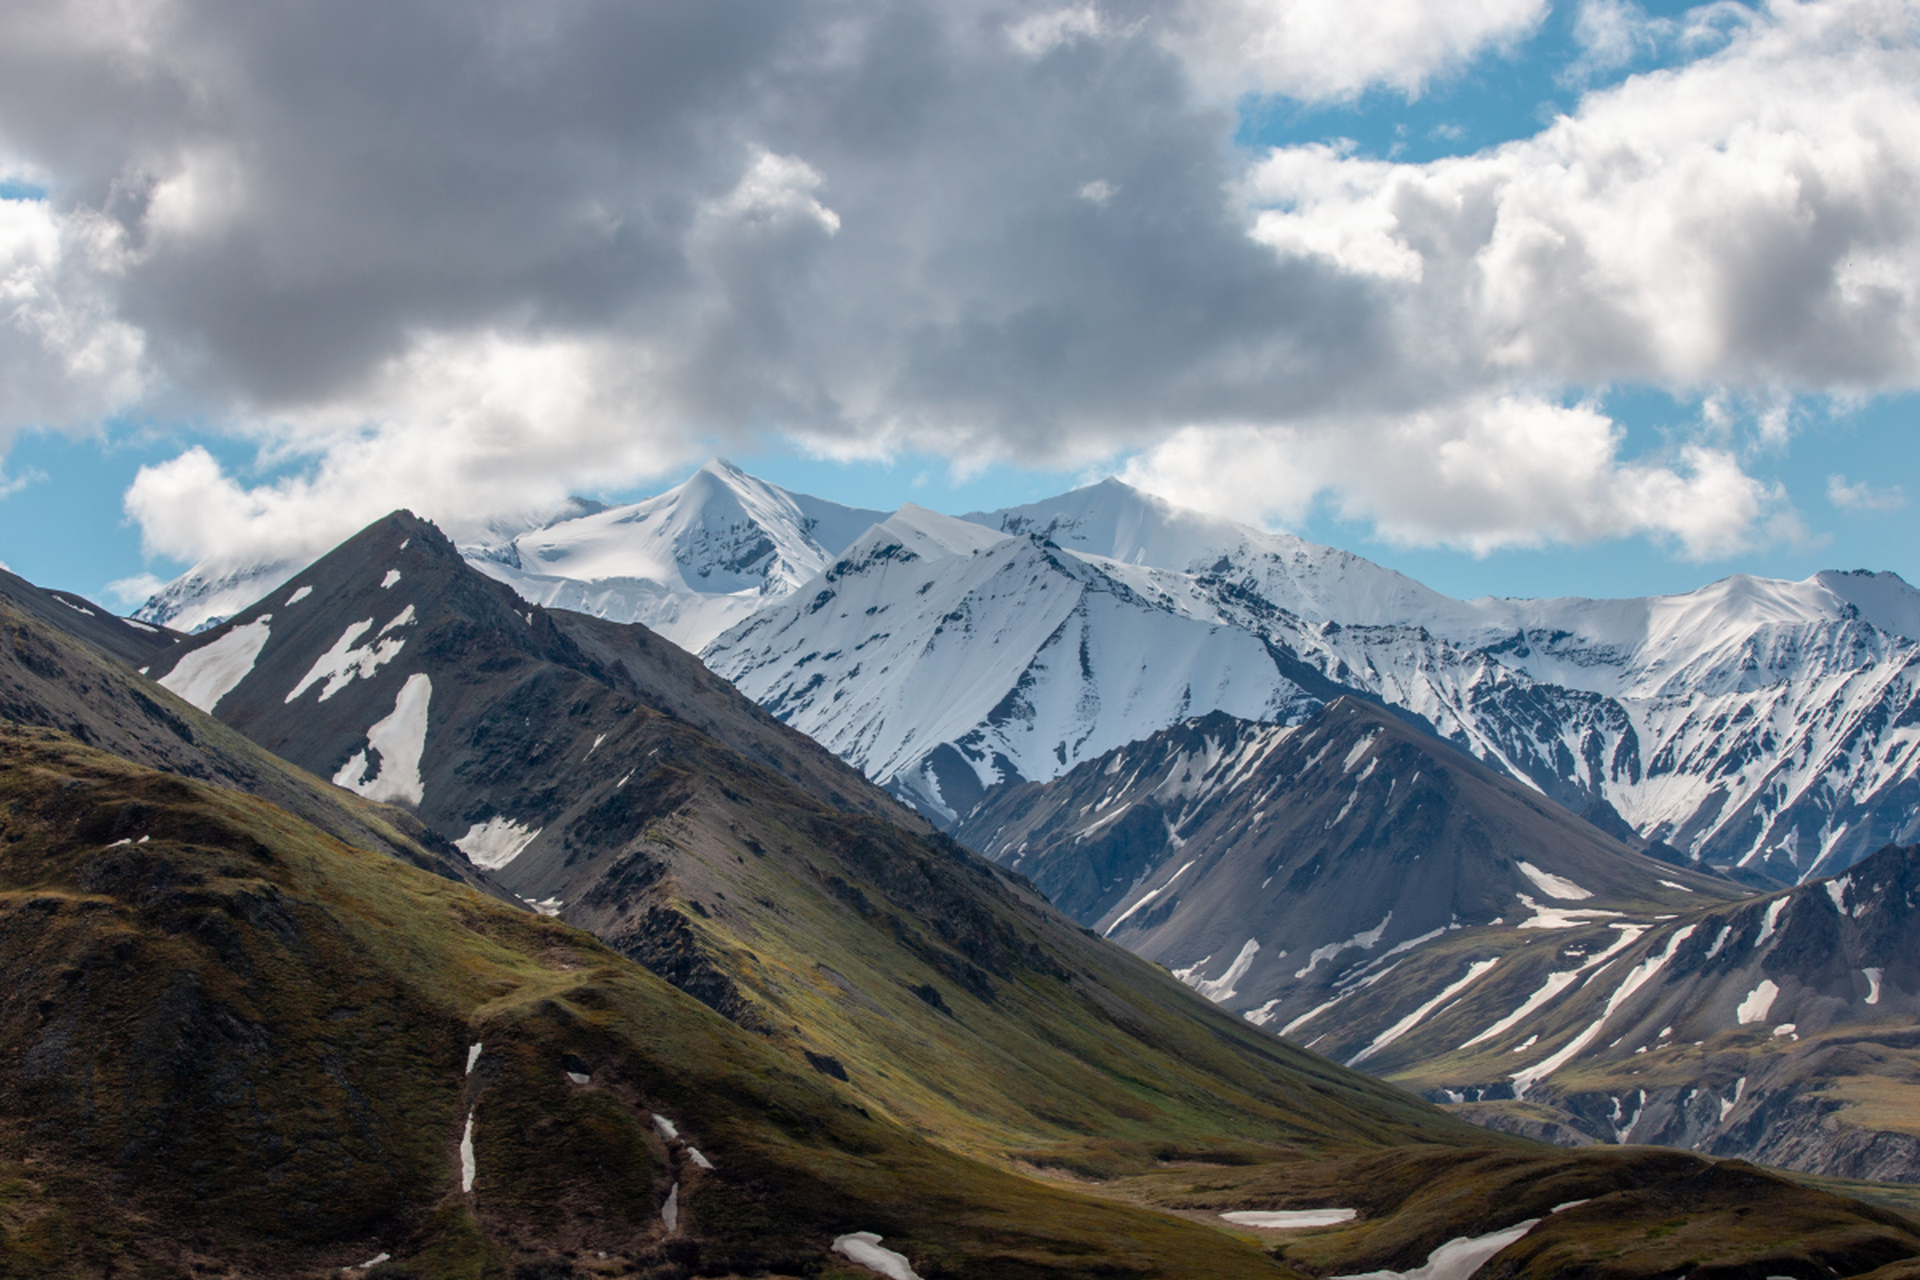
[1349,958,1498,1067]
[1719,1076,1746,1121]
[333,673,432,806]
[662,1183,678,1234]
[284,585,312,605]
[455,817,542,870]
[1221,1209,1357,1229]
[1516,862,1592,901]
[1755,898,1789,947]
[1513,894,1622,930]
[567,1071,590,1085]
[1296,912,1392,979]
[688,1147,714,1170]
[1332,1218,1539,1280]
[1826,876,1852,915]
[1341,732,1378,773]
[652,1115,680,1141]
[460,1110,476,1193]
[285,617,411,703]
[1102,859,1195,937]
[1704,924,1734,960]
[1178,938,1260,1003]
[1659,879,1693,893]
[156,616,273,712]
[466,1042,482,1074]
[1864,967,1884,1005]
[1736,978,1779,1025]
[832,1233,924,1280]
[382,569,401,588]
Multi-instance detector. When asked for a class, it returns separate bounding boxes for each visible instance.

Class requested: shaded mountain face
[703,471,1920,882]
[0,725,1355,1279]
[956,698,1734,1041]
[465,458,889,651]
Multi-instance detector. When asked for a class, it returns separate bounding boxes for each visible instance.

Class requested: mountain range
[139,459,1920,886]
[42,513,1920,1275]
[215,458,1920,885]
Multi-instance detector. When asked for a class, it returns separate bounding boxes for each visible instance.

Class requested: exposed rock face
[957,698,1731,1034]
[960,697,1920,1183]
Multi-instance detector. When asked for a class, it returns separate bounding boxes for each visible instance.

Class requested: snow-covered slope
[464,459,887,651]
[703,505,1320,822]
[965,479,1475,629]
[710,474,1920,881]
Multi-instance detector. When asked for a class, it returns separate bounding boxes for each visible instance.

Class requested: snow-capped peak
[964,476,1464,628]
[461,459,888,650]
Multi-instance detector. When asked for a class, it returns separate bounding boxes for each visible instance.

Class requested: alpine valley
[38,459,1918,1274]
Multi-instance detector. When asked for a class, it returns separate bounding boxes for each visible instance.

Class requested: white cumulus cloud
[1121,396,1786,559]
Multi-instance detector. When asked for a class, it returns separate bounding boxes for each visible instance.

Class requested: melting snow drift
[832,1233,924,1280]
[1222,1209,1358,1229]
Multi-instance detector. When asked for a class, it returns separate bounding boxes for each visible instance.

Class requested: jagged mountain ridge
[956,700,1920,1182]
[133,494,614,634]
[705,504,1322,822]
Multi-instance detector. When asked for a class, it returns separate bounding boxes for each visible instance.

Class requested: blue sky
[1,0,1915,609]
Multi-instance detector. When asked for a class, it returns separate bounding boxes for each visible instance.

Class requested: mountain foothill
[2,466,1919,1273]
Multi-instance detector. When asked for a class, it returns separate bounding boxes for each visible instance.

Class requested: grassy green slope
[0,723,1318,1279]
